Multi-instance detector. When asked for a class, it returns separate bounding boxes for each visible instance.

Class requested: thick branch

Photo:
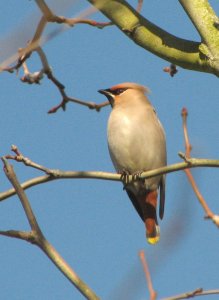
[179,0,219,65]
[88,0,219,76]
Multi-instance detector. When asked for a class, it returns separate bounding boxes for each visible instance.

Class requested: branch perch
[1,153,219,202]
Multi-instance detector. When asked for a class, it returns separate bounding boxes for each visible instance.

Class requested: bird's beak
[98,89,112,97]
[98,89,114,107]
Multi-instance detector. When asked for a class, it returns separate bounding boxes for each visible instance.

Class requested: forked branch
[1,157,100,300]
[88,0,219,76]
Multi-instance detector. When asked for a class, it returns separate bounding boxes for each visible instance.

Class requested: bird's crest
[110,82,150,94]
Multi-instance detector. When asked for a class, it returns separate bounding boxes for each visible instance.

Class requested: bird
[98,82,166,244]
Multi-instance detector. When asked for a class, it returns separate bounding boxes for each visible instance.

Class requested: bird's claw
[132,171,147,189]
[132,171,144,181]
[118,169,131,189]
[119,170,145,189]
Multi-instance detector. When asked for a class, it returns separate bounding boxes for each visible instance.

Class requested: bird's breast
[107,106,166,176]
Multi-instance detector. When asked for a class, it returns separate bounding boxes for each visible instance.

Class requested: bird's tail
[143,190,160,244]
[127,188,160,244]
[145,222,160,245]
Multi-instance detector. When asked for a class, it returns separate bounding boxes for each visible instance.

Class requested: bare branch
[35,0,144,29]
[2,157,42,233]
[181,108,219,227]
[162,288,219,300]
[136,0,143,13]
[0,230,36,243]
[0,5,109,74]
[1,149,219,202]
[39,238,100,300]
[1,155,100,300]
[3,16,47,73]
[45,65,109,113]
[46,68,109,112]
[139,250,157,300]
[35,0,54,19]
[5,145,52,174]
[0,174,53,202]
[35,0,112,28]
[37,47,109,112]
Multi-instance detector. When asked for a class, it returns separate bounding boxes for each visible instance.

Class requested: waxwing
[99,82,166,244]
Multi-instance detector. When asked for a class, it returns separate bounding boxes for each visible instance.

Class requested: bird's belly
[108,118,162,171]
[107,112,165,190]
[108,131,143,172]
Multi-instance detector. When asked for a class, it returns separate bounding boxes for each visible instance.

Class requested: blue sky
[0,1,219,299]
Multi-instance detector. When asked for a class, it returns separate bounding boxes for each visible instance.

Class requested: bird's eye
[113,88,127,95]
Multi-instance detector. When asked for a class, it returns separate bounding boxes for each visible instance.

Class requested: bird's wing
[159,175,165,219]
[126,189,144,221]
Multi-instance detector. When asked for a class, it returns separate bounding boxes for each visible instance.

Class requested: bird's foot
[132,171,146,183]
[118,169,131,189]
[119,170,146,189]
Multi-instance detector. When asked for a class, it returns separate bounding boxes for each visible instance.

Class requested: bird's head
[98,82,149,107]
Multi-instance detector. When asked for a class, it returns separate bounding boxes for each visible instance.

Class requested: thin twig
[5,145,53,174]
[35,0,112,28]
[2,157,42,233]
[4,16,47,73]
[0,5,107,73]
[0,230,35,243]
[136,0,143,13]
[181,108,192,157]
[1,1,132,112]
[139,250,157,300]
[36,47,110,112]
[48,96,109,113]
[181,108,219,227]
[162,287,219,300]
